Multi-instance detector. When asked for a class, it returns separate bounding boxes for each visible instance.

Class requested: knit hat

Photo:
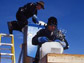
[47,17,57,26]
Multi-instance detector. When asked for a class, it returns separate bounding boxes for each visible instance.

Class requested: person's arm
[32,29,49,45]
[57,30,69,50]
[32,33,40,45]
[32,14,39,24]
[30,3,39,24]
[32,29,43,45]
[57,37,69,50]
[62,38,69,50]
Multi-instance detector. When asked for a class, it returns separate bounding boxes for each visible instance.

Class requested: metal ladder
[0,33,15,63]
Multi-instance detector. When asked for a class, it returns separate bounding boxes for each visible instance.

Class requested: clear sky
[0,0,84,63]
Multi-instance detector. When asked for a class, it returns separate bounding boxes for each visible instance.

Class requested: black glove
[64,46,69,50]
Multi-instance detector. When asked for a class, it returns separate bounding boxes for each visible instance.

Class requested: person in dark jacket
[7,1,44,34]
[32,17,69,63]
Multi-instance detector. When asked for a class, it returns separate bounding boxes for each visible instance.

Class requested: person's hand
[38,37,48,43]
[64,46,69,50]
[59,41,66,47]
[32,14,39,24]
[59,41,69,50]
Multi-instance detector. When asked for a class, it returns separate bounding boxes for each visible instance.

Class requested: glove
[38,37,49,43]
[32,14,39,24]
[59,41,66,47]
[59,41,69,50]
[64,46,69,50]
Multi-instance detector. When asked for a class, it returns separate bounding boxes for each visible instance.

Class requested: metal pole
[0,34,1,63]
[0,54,1,63]
[23,25,28,63]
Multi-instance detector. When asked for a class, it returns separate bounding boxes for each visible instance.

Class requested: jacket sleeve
[57,30,69,50]
[22,3,37,17]
[23,3,37,23]
[63,38,69,50]
[58,37,69,50]
[32,14,38,24]
[32,29,43,45]
[30,3,37,23]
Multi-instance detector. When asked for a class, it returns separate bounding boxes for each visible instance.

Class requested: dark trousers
[34,45,41,63]
[11,11,28,31]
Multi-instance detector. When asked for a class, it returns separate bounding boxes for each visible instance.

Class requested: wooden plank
[25,56,34,63]
[39,55,47,63]
[39,53,84,63]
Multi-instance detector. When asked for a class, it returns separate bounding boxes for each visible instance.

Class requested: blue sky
[0,0,84,62]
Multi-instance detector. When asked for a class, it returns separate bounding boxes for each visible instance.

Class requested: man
[32,17,69,63]
[7,1,44,34]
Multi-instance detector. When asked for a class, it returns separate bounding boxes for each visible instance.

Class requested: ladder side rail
[11,35,16,63]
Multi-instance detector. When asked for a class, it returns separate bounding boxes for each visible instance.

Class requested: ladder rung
[0,43,13,46]
[0,53,14,56]
[0,33,13,37]
[0,48,11,50]
[0,57,11,59]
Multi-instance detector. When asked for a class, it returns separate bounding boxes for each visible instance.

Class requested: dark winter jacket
[32,28,69,50]
[17,3,37,19]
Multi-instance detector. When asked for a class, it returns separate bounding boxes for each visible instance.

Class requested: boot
[8,21,24,34]
[7,22,13,34]
[12,21,24,32]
